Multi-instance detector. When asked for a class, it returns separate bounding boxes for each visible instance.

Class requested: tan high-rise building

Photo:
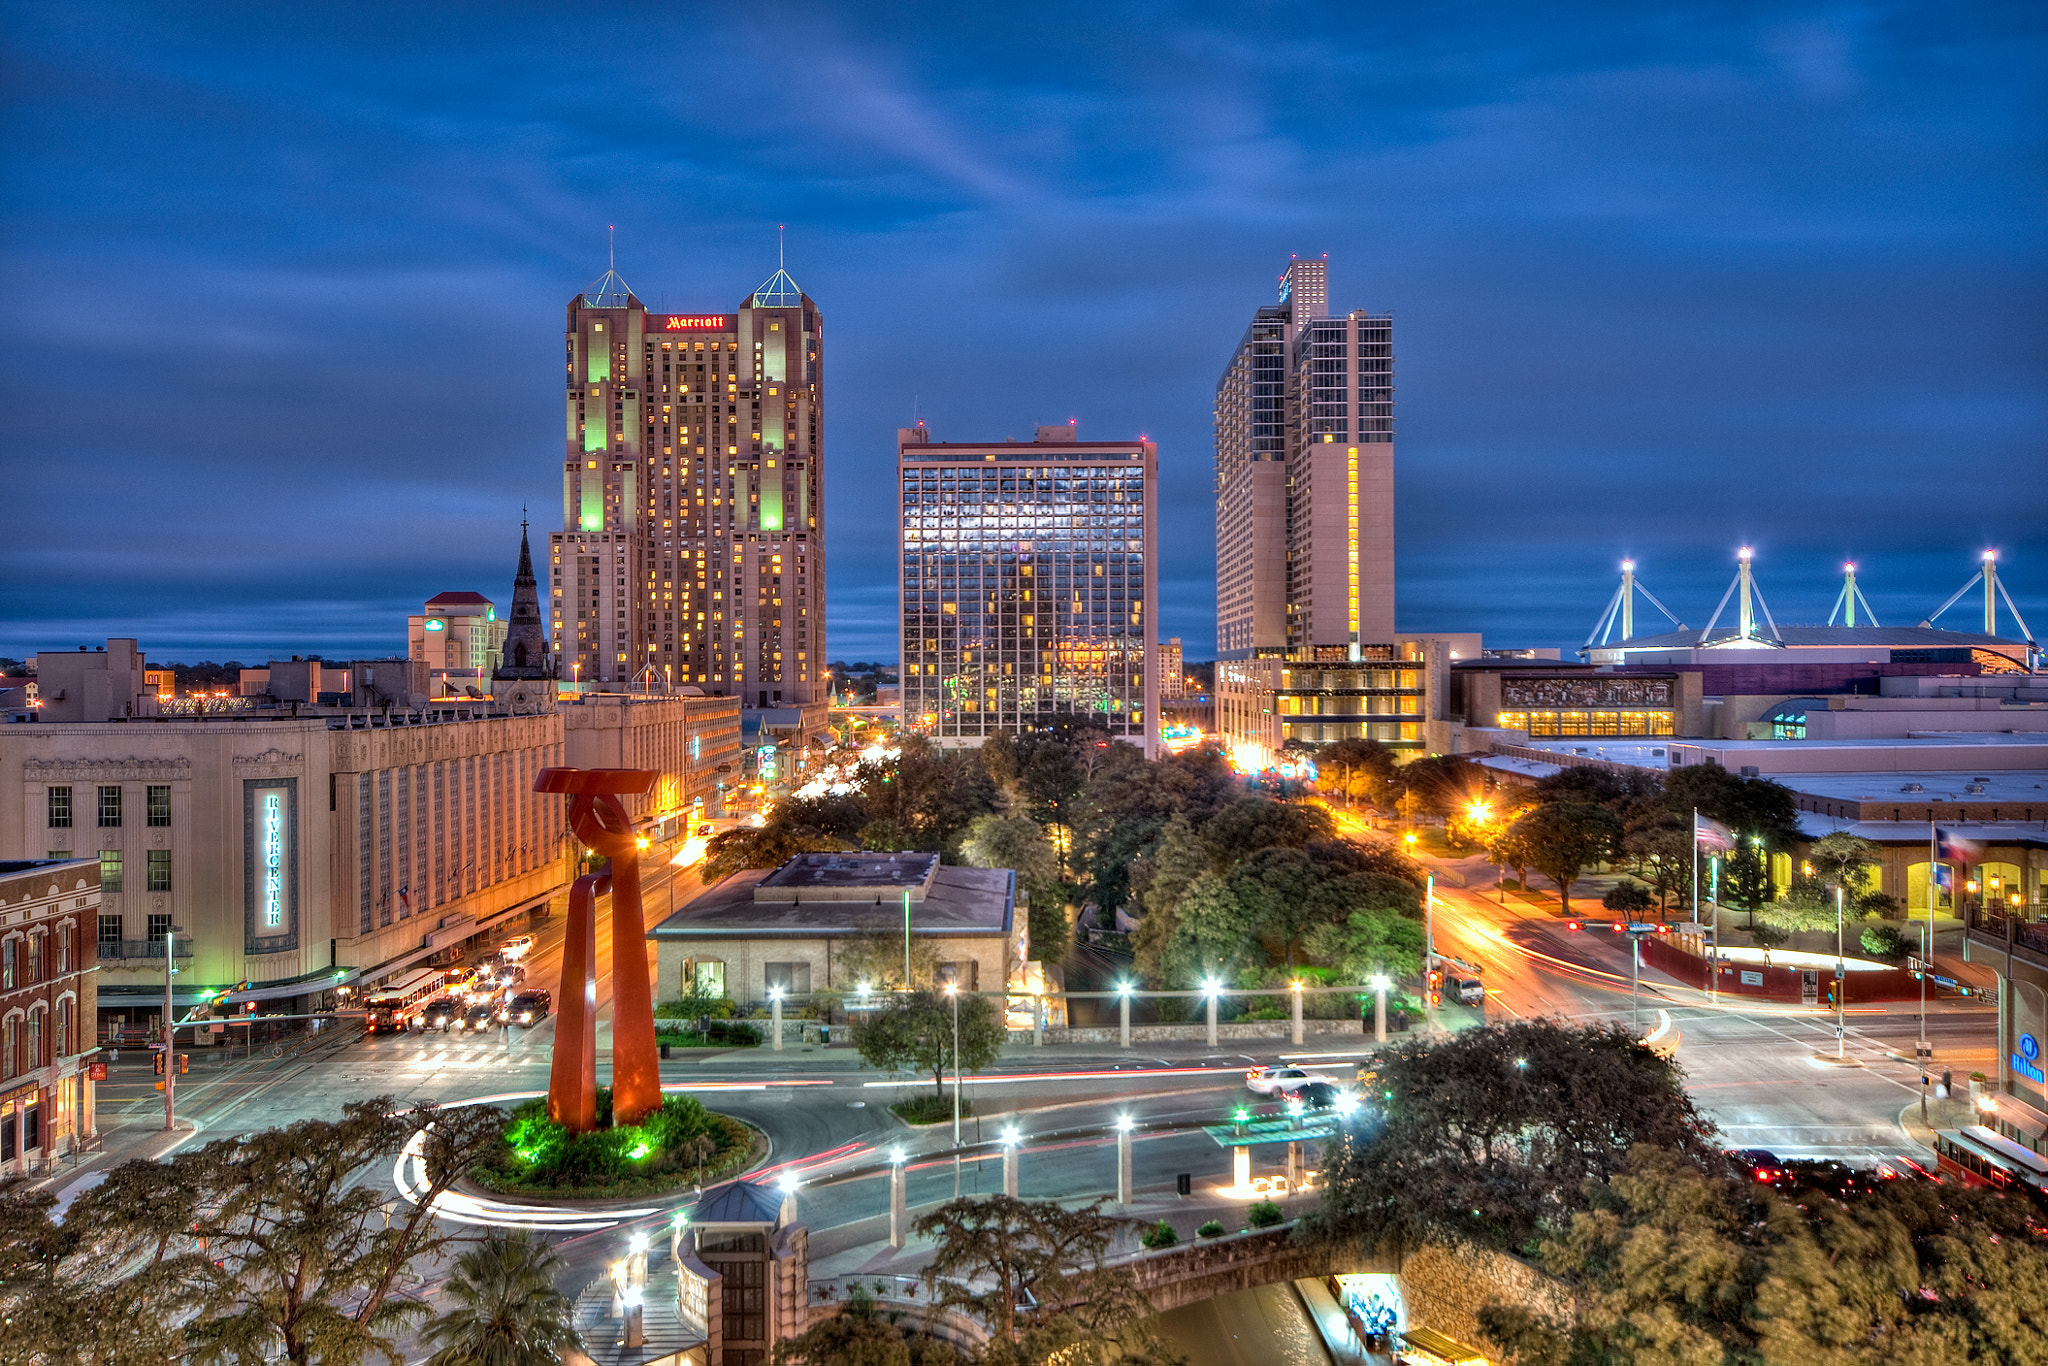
[550,261,825,723]
[1215,256,1395,660]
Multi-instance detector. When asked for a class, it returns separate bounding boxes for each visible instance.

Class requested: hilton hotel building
[1214,258,1445,757]
[552,264,826,744]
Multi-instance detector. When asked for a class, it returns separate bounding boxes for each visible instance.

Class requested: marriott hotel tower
[550,261,825,723]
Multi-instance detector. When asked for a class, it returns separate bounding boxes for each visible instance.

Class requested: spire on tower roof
[582,225,635,308]
[751,224,803,307]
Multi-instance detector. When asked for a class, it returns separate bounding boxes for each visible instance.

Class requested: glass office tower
[898,425,1159,753]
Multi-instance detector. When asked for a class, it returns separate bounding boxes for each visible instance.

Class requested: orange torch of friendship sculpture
[534,766,663,1132]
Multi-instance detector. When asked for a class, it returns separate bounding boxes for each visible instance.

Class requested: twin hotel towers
[554,251,1411,760]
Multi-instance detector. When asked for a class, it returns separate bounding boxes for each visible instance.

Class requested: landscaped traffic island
[470,1088,759,1200]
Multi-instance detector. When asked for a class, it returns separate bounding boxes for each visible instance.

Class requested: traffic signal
[177,1054,190,1075]
[1427,966,1443,1007]
[153,1051,167,1076]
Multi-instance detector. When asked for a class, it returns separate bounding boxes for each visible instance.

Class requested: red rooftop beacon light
[534,766,661,1132]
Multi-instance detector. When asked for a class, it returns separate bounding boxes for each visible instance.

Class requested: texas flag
[1935,828,1981,863]
[1694,813,1735,854]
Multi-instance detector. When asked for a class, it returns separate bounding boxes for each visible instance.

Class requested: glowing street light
[1201,977,1221,1047]
[1116,979,1134,1048]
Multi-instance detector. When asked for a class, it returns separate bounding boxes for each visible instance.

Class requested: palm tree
[422,1232,582,1366]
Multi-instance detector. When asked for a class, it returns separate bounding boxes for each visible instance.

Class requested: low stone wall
[1399,1242,1570,1351]
[1020,1018,1366,1046]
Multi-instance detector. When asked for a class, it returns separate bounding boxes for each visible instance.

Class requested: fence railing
[1967,905,2048,958]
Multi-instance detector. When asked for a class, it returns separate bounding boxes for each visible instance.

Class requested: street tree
[0,1099,505,1366]
[1157,872,1256,987]
[1485,824,1536,891]
[1129,814,1207,984]
[1806,830,1883,905]
[961,813,1068,964]
[1504,802,1622,910]
[1397,754,1486,819]
[421,1232,581,1366]
[913,1195,1167,1361]
[850,989,1006,1100]
[1620,824,1692,910]
[1316,736,1399,807]
[1197,797,1334,872]
[1308,1020,1718,1258]
[1304,907,1426,983]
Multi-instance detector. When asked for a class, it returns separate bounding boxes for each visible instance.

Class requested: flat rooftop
[1778,770,2048,805]
[652,859,1015,938]
[756,851,939,901]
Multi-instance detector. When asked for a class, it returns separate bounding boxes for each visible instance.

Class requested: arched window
[24,1012,42,1071]
[514,643,529,668]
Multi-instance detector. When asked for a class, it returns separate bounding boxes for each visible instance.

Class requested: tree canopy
[1478,1145,2048,1365]
[1308,1021,1719,1257]
[0,1098,505,1366]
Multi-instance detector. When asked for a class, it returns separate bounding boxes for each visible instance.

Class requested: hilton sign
[658,315,733,332]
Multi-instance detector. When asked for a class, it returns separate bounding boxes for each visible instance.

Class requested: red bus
[1932,1125,2048,1201]
[363,968,446,1034]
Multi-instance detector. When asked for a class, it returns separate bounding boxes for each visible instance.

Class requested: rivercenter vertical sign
[244,778,299,954]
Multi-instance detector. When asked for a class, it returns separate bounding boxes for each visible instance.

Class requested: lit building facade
[408,592,506,678]
[899,425,1158,753]
[1156,637,1185,700]
[1215,257,1395,660]
[548,263,825,734]
[0,857,98,1171]
[1217,640,1448,765]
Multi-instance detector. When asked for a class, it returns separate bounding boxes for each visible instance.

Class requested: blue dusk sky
[1,1,2042,665]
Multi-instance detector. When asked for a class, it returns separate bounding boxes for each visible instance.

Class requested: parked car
[503,990,552,1027]
[1246,1066,1329,1096]
[455,1003,499,1032]
[418,998,460,1032]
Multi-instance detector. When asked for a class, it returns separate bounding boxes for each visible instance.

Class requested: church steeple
[495,519,553,680]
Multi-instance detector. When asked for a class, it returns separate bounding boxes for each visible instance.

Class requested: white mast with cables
[1826,562,1880,627]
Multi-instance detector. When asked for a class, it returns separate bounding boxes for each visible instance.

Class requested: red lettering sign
[660,315,733,332]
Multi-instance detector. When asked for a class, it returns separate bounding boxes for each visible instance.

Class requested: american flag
[1694,813,1734,853]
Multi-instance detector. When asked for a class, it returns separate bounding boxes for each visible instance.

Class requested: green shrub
[1196,1220,1226,1238]
[1860,923,1909,961]
[1140,1220,1179,1250]
[1246,1200,1285,1229]
[475,1087,750,1196]
[655,988,737,1021]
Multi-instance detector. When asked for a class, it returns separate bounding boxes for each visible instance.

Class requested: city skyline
[2,3,2043,665]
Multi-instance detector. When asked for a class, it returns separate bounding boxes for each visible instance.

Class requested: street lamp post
[769,987,783,1052]
[1290,979,1304,1047]
[1203,978,1220,1049]
[1117,980,1132,1049]
[945,983,962,1148]
[1369,974,1389,1044]
[1834,884,1847,1061]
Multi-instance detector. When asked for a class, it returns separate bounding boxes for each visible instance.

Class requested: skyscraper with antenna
[548,232,826,737]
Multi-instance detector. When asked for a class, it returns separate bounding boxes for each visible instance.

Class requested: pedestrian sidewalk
[31,1113,201,1208]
